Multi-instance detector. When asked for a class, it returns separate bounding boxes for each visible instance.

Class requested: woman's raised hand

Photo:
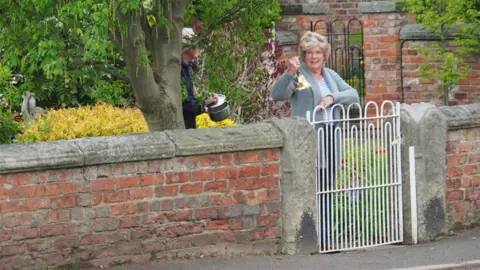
[287,56,301,75]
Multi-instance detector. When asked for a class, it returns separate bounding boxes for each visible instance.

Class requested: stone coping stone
[281,4,329,16]
[359,1,405,14]
[0,123,284,174]
[276,31,298,46]
[402,102,480,130]
[400,23,480,41]
[165,123,283,157]
[436,103,480,130]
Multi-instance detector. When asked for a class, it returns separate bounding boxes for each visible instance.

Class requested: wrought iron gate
[307,101,404,253]
[311,19,365,104]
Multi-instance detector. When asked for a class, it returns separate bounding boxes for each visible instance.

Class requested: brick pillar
[359,2,415,106]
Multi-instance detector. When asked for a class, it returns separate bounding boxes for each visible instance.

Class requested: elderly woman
[272,31,359,119]
[271,31,359,252]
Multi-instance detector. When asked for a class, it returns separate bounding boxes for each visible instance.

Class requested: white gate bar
[396,102,404,242]
[409,146,418,244]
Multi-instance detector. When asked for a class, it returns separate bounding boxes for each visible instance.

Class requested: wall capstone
[73,132,176,166]
[269,117,317,255]
[276,31,299,46]
[359,1,405,14]
[0,141,85,174]
[400,24,480,41]
[164,123,283,156]
[436,104,480,130]
[280,4,329,16]
[302,4,329,15]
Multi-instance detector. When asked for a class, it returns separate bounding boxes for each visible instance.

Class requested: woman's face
[305,46,324,72]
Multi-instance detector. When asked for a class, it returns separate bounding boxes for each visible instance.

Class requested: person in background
[271,31,359,251]
[181,27,216,129]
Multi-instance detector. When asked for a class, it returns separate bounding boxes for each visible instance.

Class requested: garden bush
[0,93,23,144]
[0,111,23,144]
[16,103,148,143]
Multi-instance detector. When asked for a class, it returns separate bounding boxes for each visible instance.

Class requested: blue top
[181,60,201,129]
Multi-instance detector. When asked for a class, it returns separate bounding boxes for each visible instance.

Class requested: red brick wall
[276,0,373,62]
[402,42,480,106]
[445,128,480,229]
[0,150,281,269]
[361,13,416,105]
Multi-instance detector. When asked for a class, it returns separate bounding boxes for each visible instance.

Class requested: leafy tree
[404,0,480,105]
[0,0,280,131]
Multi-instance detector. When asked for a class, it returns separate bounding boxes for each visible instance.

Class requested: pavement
[88,228,480,270]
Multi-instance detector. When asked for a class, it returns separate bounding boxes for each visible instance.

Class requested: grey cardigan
[271,64,359,122]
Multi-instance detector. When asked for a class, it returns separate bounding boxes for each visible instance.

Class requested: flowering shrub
[17,103,148,143]
[195,113,236,128]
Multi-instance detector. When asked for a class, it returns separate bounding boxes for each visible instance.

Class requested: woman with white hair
[271,31,359,117]
[271,31,359,252]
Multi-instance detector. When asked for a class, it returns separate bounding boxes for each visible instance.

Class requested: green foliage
[71,258,81,269]
[186,1,280,123]
[416,43,471,98]
[0,65,22,112]
[0,92,23,144]
[403,0,480,105]
[1,0,281,129]
[0,111,23,144]
[114,259,126,266]
[0,1,134,110]
[90,80,135,107]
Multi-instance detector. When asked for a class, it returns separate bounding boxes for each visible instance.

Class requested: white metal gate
[307,101,403,253]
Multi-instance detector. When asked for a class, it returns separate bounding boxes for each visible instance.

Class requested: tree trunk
[120,0,188,131]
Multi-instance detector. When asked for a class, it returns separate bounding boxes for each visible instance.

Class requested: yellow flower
[195,113,237,128]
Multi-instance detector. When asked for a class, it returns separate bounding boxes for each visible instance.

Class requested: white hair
[299,31,331,61]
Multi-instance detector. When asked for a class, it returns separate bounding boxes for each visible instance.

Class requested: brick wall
[276,0,370,63]
[402,42,480,106]
[445,128,480,229]
[361,13,416,105]
[0,150,281,269]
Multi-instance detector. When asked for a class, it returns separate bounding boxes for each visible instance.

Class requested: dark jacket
[181,60,202,129]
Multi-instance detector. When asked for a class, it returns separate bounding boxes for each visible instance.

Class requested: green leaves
[0,0,280,129]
